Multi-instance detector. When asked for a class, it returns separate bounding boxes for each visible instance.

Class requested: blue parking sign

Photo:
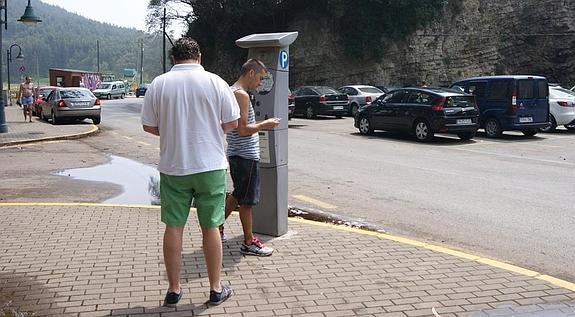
[279,50,289,69]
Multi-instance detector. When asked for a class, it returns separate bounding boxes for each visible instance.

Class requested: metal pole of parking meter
[235,32,298,237]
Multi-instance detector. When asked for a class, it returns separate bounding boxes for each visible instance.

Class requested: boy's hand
[261,117,280,130]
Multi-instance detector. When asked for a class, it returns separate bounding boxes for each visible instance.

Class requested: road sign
[19,65,26,73]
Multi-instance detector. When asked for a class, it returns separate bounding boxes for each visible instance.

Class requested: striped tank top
[226,86,260,160]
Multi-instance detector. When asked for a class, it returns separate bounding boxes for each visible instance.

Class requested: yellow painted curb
[289,216,575,292]
[0,125,99,148]
[1,203,574,293]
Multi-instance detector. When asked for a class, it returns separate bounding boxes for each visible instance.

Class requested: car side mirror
[42,97,47,102]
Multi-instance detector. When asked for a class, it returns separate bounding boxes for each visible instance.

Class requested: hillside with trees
[148,0,575,88]
[3,0,166,84]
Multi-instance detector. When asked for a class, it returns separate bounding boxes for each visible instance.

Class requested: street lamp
[0,0,42,133]
[6,43,23,106]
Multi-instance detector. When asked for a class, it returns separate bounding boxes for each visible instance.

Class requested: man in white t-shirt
[141,37,239,308]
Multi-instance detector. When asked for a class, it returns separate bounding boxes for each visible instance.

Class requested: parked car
[32,86,57,117]
[288,89,295,120]
[354,87,480,141]
[135,84,149,98]
[39,87,101,125]
[450,75,549,138]
[292,86,349,119]
[338,85,385,116]
[541,85,575,132]
[92,81,126,99]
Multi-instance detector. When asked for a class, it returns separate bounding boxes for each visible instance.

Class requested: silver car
[338,85,385,116]
[39,87,101,125]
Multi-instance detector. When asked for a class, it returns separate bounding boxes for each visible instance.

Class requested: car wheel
[540,114,557,133]
[484,118,502,138]
[413,120,434,142]
[92,116,101,125]
[358,116,373,135]
[136,95,140,98]
[335,115,343,119]
[565,125,575,131]
[51,111,58,125]
[305,105,316,119]
[121,93,125,99]
[108,94,112,100]
[457,131,476,140]
[522,129,538,137]
[350,103,359,116]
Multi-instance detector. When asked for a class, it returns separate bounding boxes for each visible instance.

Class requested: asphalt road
[68,97,575,282]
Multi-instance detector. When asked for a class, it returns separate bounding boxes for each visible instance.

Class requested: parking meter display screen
[257,72,274,95]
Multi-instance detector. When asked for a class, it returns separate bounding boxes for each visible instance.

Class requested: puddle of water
[55,155,160,205]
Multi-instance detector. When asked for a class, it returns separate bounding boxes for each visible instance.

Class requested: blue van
[450,76,549,138]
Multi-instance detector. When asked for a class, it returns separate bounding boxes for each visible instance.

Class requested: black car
[135,84,149,98]
[292,86,349,119]
[354,87,480,141]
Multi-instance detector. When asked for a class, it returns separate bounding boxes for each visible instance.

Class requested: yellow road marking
[292,195,337,209]
[1,202,574,293]
[137,141,151,146]
[122,136,134,140]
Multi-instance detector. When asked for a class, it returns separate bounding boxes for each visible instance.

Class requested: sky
[39,0,188,35]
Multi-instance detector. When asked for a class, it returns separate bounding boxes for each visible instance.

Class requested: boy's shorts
[228,156,260,206]
[160,170,226,228]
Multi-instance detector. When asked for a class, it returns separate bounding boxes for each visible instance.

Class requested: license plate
[74,102,90,107]
[519,117,533,123]
[333,106,343,110]
[456,119,472,125]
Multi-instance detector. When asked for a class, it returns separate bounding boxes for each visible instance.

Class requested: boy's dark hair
[170,37,201,61]
[240,59,267,76]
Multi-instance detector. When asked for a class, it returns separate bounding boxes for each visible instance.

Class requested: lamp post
[0,0,42,133]
[6,43,24,106]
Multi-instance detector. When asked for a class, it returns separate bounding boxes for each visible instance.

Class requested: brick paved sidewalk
[0,106,98,147]
[0,204,574,317]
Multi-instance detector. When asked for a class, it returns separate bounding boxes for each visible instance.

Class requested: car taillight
[288,93,294,100]
[511,88,518,112]
[95,98,101,106]
[431,97,445,111]
[557,101,575,107]
[365,96,372,103]
[57,100,66,108]
[319,95,327,103]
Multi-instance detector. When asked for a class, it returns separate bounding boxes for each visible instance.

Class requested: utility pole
[97,40,100,73]
[162,7,166,73]
[140,39,144,85]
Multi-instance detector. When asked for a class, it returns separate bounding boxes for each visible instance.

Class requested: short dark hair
[170,37,201,61]
[240,59,267,76]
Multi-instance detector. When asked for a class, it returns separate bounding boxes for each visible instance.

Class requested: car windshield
[444,95,476,108]
[358,87,383,94]
[315,87,339,95]
[550,87,575,98]
[60,89,92,99]
[39,89,54,96]
[139,84,149,89]
[97,84,111,89]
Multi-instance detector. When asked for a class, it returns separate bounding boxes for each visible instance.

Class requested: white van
[93,81,126,99]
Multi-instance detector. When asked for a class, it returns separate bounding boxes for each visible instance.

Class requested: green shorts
[160,170,226,228]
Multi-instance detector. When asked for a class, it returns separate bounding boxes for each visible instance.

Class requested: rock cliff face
[288,0,575,88]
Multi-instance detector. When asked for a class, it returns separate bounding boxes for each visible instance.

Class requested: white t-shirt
[141,63,240,176]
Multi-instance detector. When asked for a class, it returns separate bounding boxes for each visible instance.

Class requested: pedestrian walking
[220,59,280,256]
[17,76,34,122]
[141,37,239,308]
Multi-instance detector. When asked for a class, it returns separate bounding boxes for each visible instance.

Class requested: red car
[33,86,57,117]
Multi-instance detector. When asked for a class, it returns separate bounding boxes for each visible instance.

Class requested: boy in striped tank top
[221,59,280,256]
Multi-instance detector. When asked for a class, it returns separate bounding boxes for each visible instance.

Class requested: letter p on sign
[279,50,289,69]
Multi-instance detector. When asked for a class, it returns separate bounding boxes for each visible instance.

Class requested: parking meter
[236,32,298,236]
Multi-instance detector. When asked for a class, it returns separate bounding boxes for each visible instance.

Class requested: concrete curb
[0,124,99,148]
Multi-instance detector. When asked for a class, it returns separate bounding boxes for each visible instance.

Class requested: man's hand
[260,117,280,130]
